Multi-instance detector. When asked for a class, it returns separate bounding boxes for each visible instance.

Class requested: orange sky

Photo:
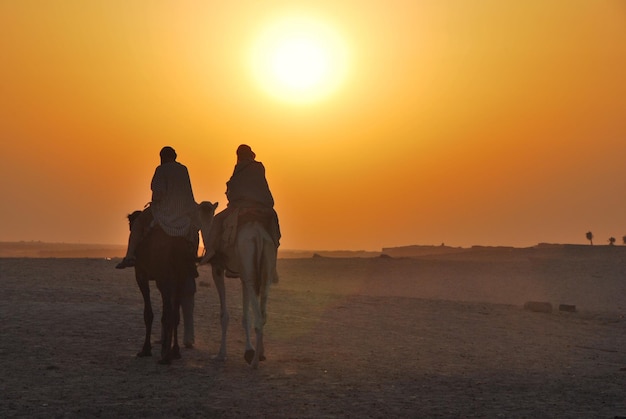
[1,1,626,250]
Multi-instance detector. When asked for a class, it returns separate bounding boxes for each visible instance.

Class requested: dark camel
[126,201,218,364]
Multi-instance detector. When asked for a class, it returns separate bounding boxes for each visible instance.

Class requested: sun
[250,15,349,104]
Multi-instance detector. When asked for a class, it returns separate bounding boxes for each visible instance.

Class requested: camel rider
[200,144,280,265]
[116,146,200,269]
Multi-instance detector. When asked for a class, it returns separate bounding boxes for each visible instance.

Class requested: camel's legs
[158,288,171,363]
[251,244,274,368]
[257,248,278,361]
[237,222,276,368]
[241,279,255,363]
[157,280,180,364]
[252,327,264,369]
[171,292,181,360]
[245,277,267,369]
[211,266,229,361]
[135,274,153,357]
[257,271,270,364]
[242,274,265,369]
[180,284,195,348]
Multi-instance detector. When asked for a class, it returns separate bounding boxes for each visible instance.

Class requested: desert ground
[1,245,625,418]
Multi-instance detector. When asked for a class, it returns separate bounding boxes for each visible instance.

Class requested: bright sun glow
[250,15,349,104]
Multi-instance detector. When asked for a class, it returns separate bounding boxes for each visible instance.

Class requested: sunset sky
[1,1,625,251]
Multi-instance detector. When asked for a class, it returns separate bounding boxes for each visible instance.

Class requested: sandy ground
[1,248,625,418]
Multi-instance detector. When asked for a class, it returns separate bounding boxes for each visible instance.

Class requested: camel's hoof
[212,354,228,362]
[172,348,181,360]
[115,258,135,269]
[136,349,152,357]
[244,349,255,365]
[260,355,266,362]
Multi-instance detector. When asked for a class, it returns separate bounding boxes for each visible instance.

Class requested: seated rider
[117,146,200,269]
[201,144,280,265]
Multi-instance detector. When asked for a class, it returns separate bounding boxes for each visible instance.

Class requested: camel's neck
[198,201,217,252]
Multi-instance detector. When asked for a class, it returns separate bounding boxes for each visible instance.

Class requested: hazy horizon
[0,238,616,252]
[1,1,625,250]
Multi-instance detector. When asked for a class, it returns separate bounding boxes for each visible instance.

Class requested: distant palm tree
[586,231,593,245]
[609,237,616,246]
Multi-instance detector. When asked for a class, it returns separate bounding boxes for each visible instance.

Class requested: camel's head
[198,201,219,221]
[127,210,143,231]
[198,201,219,233]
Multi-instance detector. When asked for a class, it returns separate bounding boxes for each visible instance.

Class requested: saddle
[133,207,199,282]
[216,207,280,277]
[221,208,280,247]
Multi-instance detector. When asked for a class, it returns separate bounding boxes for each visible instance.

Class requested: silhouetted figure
[117,146,200,268]
[200,144,280,266]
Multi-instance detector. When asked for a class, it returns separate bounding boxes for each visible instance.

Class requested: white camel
[199,204,278,369]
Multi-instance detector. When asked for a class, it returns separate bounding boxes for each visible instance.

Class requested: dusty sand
[1,247,625,418]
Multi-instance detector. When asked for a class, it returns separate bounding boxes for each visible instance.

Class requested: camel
[200,206,279,369]
[127,201,218,364]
